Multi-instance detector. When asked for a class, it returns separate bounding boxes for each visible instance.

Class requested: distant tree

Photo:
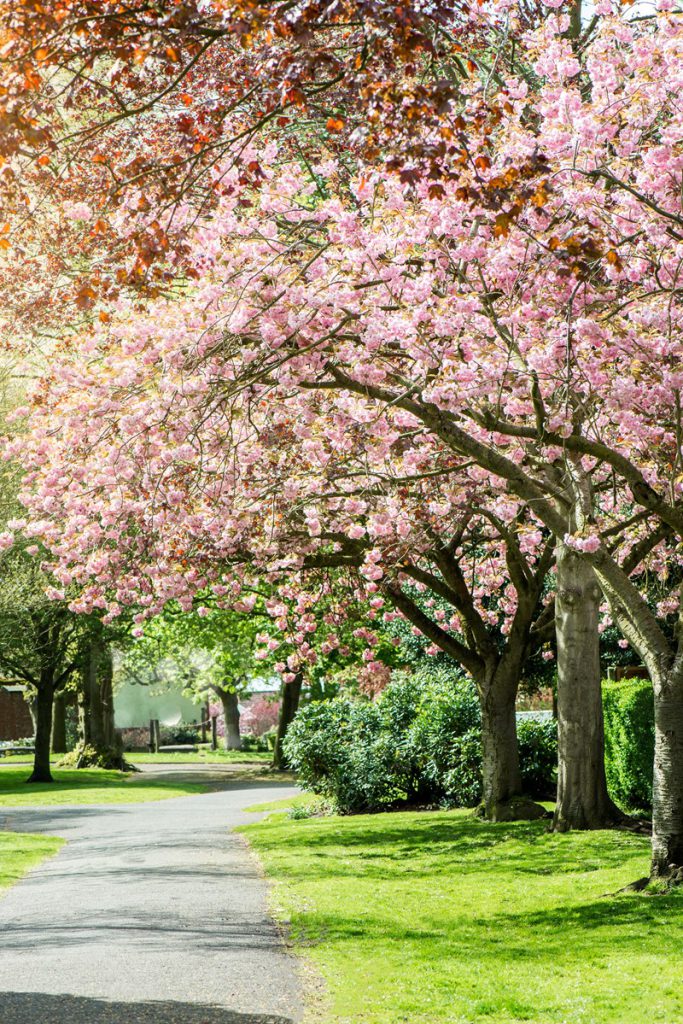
[120,604,273,750]
[0,543,100,781]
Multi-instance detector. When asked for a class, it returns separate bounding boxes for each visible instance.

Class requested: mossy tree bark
[99,645,116,749]
[590,539,683,878]
[27,617,76,784]
[80,640,105,749]
[650,671,683,878]
[384,534,555,821]
[76,639,125,768]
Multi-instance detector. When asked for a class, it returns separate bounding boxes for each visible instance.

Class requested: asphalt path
[0,774,303,1024]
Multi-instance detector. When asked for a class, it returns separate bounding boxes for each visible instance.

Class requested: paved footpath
[0,774,303,1024]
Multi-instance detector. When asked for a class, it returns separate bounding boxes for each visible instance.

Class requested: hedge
[603,678,654,811]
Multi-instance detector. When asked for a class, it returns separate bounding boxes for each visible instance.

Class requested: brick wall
[0,688,33,741]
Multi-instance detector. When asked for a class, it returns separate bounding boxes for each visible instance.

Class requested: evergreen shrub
[284,667,557,813]
[603,678,654,810]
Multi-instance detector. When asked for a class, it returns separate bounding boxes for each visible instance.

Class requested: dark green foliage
[441,730,484,807]
[603,679,654,810]
[517,718,559,799]
[159,725,201,746]
[284,698,401,812]
[241,733,272,752]
[284,667,557,813]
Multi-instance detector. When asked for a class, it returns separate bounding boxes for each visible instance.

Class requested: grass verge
[0,832,64,892]
[0,767,208,807]
[0,750,273,766]
[243,806,683,1024]
[128,750,273,765]
[246,792,316,814]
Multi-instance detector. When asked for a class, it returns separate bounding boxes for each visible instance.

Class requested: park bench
[157,744,198,754]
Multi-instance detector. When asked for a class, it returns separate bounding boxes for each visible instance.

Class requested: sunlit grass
[0,832,64,892]
[0,767,207,807]
[0,749,272,766]
[128,750,272,765]
[246,792,315,814]
[244,807,683,1024]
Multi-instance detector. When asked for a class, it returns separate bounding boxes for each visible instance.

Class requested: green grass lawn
[128,749,273,765]
[244,807,683,1024]
[0,832,64,892]
[0,749,272,766]
[0,767,208,807]
[247,792,318,814]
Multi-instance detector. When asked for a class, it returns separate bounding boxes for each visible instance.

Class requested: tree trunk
[220,690,241,750]
[28,681,54,783]
[51,691,67,754]
[478,658,547,821]
[84,640,106,750]
[553,543,619,830]
[480,662,523,818]
[651,673,683,878]
[99,645,116,749]
[272,673,303,770]
[75,639,126,769]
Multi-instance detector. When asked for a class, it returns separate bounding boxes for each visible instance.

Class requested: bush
[241,733,271,752]
[284,667,557,814]
[603,678,654,810]
[441,730,484,807]
[517,718,558,799]
[402,669,481,802]
[159,724,201,745]
[284,697,402,812]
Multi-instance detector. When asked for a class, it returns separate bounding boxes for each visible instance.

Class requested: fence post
[210,715,218,751]
[150,718,160,753]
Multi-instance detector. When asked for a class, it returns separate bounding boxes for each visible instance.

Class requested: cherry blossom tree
[10,1,683,876]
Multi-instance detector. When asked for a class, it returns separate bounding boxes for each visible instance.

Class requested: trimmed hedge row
[603,678,654,811]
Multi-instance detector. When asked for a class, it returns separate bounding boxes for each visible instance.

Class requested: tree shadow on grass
[257,814,649,881]
[1,992,296,1024]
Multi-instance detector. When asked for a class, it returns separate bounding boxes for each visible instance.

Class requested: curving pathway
[0,773,303,1024]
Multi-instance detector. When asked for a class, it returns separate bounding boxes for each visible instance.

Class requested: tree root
[551,800,645,834]
[477,796,551,822]
[58,743,139,772]
[600,876,650,897]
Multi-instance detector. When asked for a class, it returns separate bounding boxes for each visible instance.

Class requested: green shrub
[441,730,484,807]
[241,733,271,752]
[159,725,200,746]
[603,678,654,810]
[285,667,557,814]
[517,718,558,799]
[403,668,481,803]
[284,697,404,812]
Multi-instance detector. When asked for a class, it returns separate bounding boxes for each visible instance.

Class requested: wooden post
[150,718,160,753]
[201,703,208,744]
[210,715,218,751]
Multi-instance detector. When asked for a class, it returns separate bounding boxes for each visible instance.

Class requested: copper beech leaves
[0,0,587,313]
